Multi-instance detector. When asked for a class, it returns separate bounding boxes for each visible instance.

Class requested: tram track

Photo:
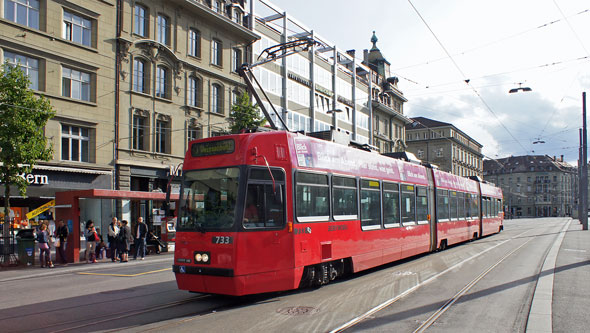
[331,220,566,333]
[46,294,211,333]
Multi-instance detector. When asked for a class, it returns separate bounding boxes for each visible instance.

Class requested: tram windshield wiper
[195,223,206,234]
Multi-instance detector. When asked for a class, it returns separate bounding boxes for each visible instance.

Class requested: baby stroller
[147,231,165,254]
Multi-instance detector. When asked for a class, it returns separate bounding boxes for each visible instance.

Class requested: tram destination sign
[191,139,235,157]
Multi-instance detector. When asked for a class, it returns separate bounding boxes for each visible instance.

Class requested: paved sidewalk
[552,220,590,333]
[0,251,173,282]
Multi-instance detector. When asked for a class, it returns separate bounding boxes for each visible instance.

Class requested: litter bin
[16,229,36,266]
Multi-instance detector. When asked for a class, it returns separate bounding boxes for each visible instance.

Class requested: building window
[436,148,443,157]
[156,14,170,46]
[232,47,242,72]
[4,0,39,29]
[132,58,148,93]
[188,76,201,107]
[187,124,201,143]
[4,51,39,90]
[211,83,223,114]
[417,149,424,158]
[132,113,147,151]
[63,10,92,47]
[155,65,169,99]
[134,4,148,37]
[61,125,89,162]
[62,67,91,101]
[212,39,222,66]
[189,28,201,57]
[155,118,169,154]
[212,0,221,13]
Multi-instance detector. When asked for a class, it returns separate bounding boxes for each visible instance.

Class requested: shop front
[0,165,113,235]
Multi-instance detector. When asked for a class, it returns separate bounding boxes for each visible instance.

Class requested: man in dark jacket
[134,217,148,260]
[55,220,69,265]
[107,217,120,262]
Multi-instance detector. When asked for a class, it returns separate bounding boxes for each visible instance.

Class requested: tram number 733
[212,236,233,244]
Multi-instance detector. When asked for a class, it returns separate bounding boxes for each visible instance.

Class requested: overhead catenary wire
[407,0,529,157]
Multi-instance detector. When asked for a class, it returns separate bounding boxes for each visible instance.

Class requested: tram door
[426,169,438,252]
[237,168,292,275]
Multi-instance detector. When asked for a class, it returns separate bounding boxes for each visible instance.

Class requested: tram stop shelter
[54,189,179,263]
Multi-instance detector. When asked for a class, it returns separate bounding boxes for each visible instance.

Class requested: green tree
[0,63,55,247]
[228,92,266,133]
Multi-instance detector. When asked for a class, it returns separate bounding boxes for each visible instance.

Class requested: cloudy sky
[262,0,590,165]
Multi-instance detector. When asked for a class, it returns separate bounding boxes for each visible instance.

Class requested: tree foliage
[0,62,55,231]
[228,92,267,133]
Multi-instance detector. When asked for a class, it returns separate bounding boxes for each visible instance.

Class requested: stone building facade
[483,155,576,218]
[114,0,258,219]
[0,0,117,226]
[405,117,483,177]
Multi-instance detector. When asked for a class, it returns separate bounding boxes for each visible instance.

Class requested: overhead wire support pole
[583,92,588,230]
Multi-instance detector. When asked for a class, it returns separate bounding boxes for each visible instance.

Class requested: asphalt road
[0,217,571,332]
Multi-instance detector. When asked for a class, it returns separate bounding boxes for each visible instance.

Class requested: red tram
[173,131,503,296]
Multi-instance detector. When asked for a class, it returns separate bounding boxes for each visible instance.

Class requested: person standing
[54,220,69,265]
[118,220,131,262]
[107,217,120,262]
[84,220,98,263]
[37,224,53,268]
[134,217,148,260]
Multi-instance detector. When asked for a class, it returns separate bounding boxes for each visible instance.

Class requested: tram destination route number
[212,236,233,244]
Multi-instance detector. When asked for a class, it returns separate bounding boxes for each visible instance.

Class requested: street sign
[26,200,55,220]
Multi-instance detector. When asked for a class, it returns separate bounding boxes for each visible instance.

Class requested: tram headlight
[193,251,211,264]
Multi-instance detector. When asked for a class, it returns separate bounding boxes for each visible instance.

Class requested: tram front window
[178,168,239,231]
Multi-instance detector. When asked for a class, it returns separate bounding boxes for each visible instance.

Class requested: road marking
[78,268,171,277]
[563,248,586,253]
[330,229,531,333]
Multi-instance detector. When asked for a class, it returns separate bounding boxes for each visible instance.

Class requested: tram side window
[458,192,465,219]
[500,199,503,216]
[483,197,489,217]
[450,191,458,221]
[416,186,428,224]
[243,183,285,229]
[465,193,471,219]
[296,172,329,222]
[383,182,400,228]
[401,184,416,225]
[471,194,479,219]
[360,179,381,229]
[494,199,499,217]
[437,189,449,221]
[332,176,358,220]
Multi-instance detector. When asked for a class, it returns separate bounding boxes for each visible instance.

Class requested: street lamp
[326,108,343,131]
[509,83,532,94]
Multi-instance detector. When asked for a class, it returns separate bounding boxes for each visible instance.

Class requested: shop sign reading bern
[19,173,49,185]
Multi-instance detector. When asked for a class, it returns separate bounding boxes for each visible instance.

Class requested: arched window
[133,58,148,93]
[155,65,169,99]
[188,76,201,107]
[211,83,223,114]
